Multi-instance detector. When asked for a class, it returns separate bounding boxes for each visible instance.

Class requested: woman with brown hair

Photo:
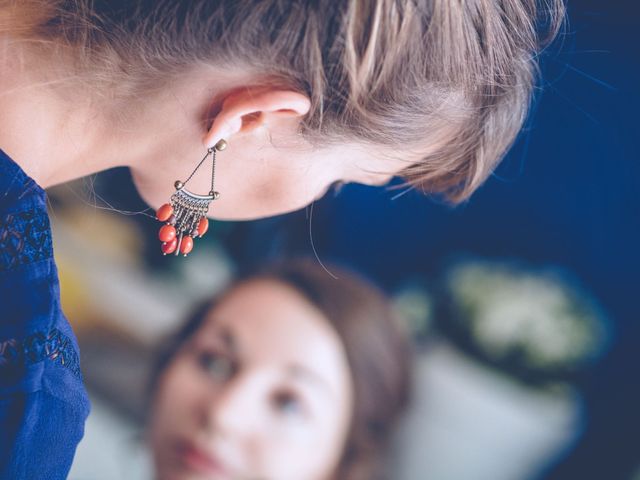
[148,260,411,480]
[0,1,563,478]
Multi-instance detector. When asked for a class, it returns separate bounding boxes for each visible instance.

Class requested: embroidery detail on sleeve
[0,328,82,379]
[0,208,53,271]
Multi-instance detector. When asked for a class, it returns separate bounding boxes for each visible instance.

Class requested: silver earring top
[213,139,228,151]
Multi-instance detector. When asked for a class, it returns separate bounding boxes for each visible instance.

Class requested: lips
[176,439,229,477]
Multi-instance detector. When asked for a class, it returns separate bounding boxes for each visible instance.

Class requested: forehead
[195,280,349,380]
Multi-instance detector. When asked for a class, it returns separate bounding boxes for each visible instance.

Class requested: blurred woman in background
[148,260,411,480]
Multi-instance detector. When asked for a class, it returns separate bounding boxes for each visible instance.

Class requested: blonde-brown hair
[1,0,564,202]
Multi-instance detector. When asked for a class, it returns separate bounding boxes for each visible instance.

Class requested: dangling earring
[155,139,227,257]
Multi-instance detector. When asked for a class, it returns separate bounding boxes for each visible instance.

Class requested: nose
[367,174,394,186]
[205,372,262,438]
[313,181,335,201]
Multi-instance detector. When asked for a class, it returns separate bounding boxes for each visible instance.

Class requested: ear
[203,87,311,149]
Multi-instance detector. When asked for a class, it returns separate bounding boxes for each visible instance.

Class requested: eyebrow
[204,322,237,353]
[219,327,236,351]
[286,364,334,400]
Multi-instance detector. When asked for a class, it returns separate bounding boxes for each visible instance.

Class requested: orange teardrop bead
[161,237,178,255]
[158,225,177,242]
[180,236,194,256]
[197,217,209,237]
[156,203,173,222]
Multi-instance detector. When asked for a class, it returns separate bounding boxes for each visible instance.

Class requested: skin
[0,40,417,220]
[149,280,354,480]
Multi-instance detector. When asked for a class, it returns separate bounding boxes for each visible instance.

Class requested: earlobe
[203,88,311,149]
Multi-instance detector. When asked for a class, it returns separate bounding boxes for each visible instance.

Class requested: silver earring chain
[182,150,211,187]
[210,147,217,195]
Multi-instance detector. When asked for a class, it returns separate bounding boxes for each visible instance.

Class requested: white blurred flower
[393,283,434,337]
[446,261,608,371]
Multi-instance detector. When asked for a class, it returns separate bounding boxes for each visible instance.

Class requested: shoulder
[0,147,82,398]
[0,148,52,273]
[0,149,46,213]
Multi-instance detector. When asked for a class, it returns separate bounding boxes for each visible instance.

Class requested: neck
[0,39,154,188]
[0,39,243,195]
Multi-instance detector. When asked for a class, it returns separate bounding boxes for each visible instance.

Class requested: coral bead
[158,225,177,242]
[156,203,173,222]
[161,237,178,255]
[197,217,209,237]
[180,236,194,256]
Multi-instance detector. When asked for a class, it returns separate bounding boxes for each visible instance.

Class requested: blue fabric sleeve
[0,391,88,479]
[0,148,91,480]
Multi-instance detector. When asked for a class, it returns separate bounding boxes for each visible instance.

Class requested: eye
[271,390,304,417]
[196,351,235,382]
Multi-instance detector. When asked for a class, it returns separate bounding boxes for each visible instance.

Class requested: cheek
[267,378,353,479]
[211,164,329,220]
[149,359,204,450]
[130,166,172,212]
[131,147,334,221]
[258,415,348,480]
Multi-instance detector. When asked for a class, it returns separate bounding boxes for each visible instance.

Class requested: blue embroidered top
[0,149,90,479]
